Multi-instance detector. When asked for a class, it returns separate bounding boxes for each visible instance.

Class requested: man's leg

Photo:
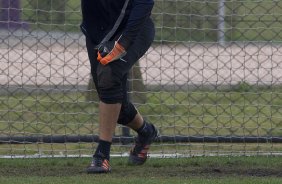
[98,102,121,142]
[126,112,143,130]
[117,103,158,165]
[85,38,125,173]
[86,102,121,174]
[127,113,158,165]
[118,18,157,165]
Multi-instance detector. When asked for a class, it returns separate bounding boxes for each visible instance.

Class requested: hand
[97,41,126,65]
[97,41,114,61]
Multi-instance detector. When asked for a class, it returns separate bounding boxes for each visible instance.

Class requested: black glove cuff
[117,35,131,50]
[98,41,115,57]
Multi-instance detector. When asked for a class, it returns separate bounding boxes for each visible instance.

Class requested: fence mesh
[0,0,282,158]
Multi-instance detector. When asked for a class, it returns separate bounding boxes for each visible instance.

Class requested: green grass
[0,156,281,184]
[21,0,81,32]
[0,87,282,156]
[1,87,282,137]
[1,177,282,184]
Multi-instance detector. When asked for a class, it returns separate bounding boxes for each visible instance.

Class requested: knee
[97,64,123,104]
[117,103,138,125]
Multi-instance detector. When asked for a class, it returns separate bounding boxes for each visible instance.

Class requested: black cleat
[86,154,111,174]
[129,124,159,165]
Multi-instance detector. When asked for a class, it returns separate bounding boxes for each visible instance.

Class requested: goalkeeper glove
[97,41,126,65]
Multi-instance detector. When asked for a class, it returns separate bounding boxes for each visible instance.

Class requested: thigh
[121,18,155,71]
[86,37,128,103]
[86,38,99,72]
[85,18,155,103]
[86,38,99,91]
[108,18,155,104]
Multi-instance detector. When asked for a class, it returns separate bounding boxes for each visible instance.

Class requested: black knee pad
[96,64,123,104]
[117,102,138,125]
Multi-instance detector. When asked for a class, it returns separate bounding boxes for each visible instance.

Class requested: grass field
[1,88,282,137]
[0,87,282,155]
[0,156,281,184]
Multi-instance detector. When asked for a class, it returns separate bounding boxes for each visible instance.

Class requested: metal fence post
[218,0,225,46]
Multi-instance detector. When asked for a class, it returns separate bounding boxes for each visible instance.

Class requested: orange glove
[97,41,126,65]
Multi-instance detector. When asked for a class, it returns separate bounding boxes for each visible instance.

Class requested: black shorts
[86,18,155,105]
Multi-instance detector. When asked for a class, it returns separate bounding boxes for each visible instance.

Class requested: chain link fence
[0,0,282,158]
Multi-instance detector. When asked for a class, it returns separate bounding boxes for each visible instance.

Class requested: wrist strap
[95,0,130,49]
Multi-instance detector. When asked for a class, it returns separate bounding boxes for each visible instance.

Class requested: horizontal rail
[0,135,282,144]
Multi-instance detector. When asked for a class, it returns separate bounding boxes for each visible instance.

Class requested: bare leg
[98,102,121,142]
[86,101,121,174]
[126,113,144,131]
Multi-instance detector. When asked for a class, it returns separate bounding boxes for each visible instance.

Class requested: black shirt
[81,0,154,49]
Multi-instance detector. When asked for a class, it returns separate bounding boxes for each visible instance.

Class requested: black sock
[94,140,111,160]
[137,120,153,137]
